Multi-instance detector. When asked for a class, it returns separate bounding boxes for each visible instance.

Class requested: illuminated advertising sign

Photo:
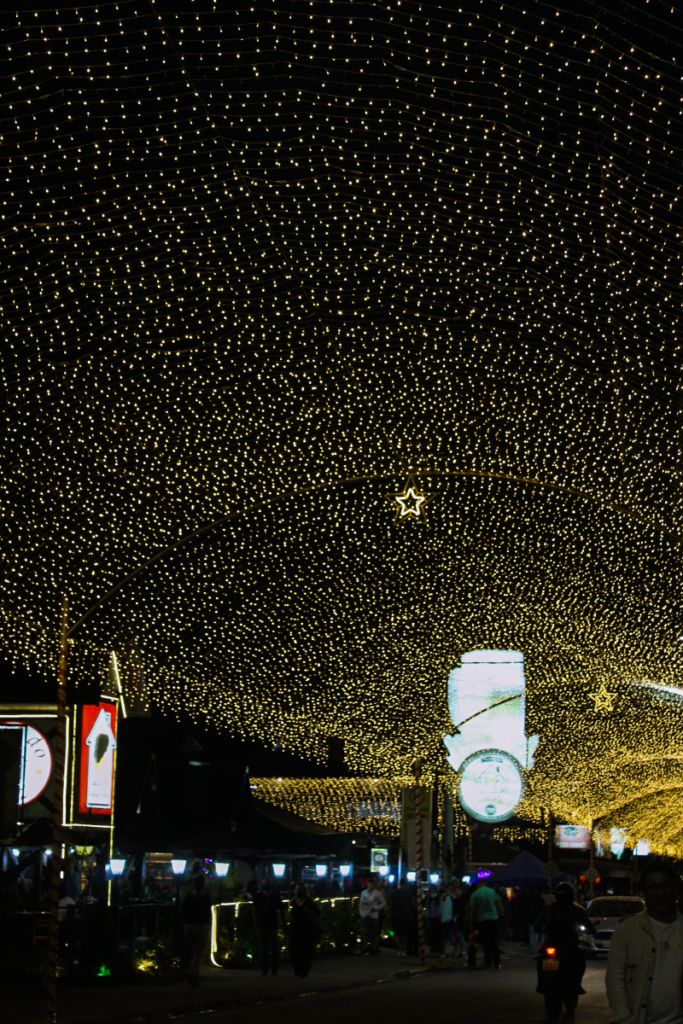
[370,848,389,873]
[0,716,56,821]
[555,825,591,849]
[78,702,117,815]
[444,650,538,823]
[609,828,627,857]
[458,750,524,824]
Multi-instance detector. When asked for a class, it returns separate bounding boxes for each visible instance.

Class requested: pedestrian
[493,881,509,942]
[252,876,288,977]
[469,877,503,970]
[391,878,411,956]
[524,886,546,958]
[359,876,386,955]
[181,874,212,988]
[463,887,479,969]
[452,882,467,958]
[440,885,454,956]
[408,882,420,956]
[606,858,683,1024]
[424,885,441,954]
[289,883,320,978]
[63,857,81,901]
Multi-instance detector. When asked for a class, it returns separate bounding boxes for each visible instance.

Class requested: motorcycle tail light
[545,947,557,956]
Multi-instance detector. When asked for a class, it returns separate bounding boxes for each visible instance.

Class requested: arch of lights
[0,1,682,852]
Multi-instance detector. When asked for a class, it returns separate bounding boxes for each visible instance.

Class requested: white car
[579,896,645,956]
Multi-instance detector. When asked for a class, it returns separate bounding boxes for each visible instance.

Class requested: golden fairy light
[0,2,682,853]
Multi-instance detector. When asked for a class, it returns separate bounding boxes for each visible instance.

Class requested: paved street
[181,955,612,1024]
[4,946,613,1024]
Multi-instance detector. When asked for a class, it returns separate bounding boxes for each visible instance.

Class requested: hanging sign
[78,702,118,815]
[554,825,590,849]
[445,650,537,823]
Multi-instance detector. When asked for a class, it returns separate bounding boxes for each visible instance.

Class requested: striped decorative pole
[46,598,69,1024]
[412,761,426,966]
[438,782,444,883]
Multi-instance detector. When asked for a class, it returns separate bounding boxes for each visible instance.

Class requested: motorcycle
[536,942,587,1020]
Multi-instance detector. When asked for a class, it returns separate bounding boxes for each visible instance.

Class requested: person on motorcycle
[533,881,596,1022]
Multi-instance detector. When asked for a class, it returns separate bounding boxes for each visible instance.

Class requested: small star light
[589,683,617,713]
[387,476,433,524]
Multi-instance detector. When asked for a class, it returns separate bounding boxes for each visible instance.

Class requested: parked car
[579,896,645,956]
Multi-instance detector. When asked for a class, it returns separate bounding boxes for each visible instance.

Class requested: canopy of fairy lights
[1,1,683,851]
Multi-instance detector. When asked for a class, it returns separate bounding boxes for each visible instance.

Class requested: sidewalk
[1,948,473,1024]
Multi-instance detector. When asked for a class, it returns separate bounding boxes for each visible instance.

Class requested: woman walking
[289,884,320,978]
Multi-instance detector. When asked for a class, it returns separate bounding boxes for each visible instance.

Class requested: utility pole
[45,598,68,1024]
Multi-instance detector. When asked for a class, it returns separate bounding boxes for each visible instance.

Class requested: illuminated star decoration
[388,476,434,524]
[589,684,617,713]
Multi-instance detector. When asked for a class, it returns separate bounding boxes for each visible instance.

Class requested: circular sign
[8,722,53,805]
[458,749,524,824]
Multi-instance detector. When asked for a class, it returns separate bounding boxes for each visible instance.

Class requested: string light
[1,3,682,854]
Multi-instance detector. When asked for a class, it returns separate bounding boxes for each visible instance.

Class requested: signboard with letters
[0,715,57,822]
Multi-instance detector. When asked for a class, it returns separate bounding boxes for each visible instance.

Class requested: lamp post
[171,858,187,909]
[412,759,426,966]
[108,858,125,944]
[215,861,229,903]
[109,858,125,898]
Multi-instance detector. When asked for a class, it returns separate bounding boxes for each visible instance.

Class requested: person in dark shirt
[181,875,212,987]
[392,879,411,956]
[289,884,320,977]
[252,878,288,976]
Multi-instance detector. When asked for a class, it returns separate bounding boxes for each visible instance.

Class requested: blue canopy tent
[488,851,577,888]
[489,850,548,887]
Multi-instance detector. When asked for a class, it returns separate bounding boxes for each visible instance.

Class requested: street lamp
[339,864,351,878]
[430,872,439,885]
[378,865,389,877]
[214,861,230,901]
[407,870,416,883]
[272,863,286,878]
[171,858,186,907]
[109,858,125,907]
[315,864,328,878]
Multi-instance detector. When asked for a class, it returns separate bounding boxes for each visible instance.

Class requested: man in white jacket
[359,877,386,956]
[606,859,683,1024]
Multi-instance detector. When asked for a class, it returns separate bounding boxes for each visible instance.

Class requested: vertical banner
[0,723,23,839]
[76,701,118,819]
[401,786,432,870]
